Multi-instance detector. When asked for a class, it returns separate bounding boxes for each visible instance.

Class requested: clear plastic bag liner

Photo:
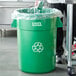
[12,8,63,20]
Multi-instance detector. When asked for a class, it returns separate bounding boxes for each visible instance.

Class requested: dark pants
[73,5,76,42]
[50,4,76,57]
[50,4,67,57]
[56,28,64,57]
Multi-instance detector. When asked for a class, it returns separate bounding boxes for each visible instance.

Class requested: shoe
[56,55,67,64]
[56,56,63,64]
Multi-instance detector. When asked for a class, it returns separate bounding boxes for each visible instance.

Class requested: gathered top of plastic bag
[12,7,63,20]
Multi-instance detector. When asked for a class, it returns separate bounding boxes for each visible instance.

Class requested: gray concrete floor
[0,37,69,76]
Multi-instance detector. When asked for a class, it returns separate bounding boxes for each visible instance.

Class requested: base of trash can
[19,67,56,74]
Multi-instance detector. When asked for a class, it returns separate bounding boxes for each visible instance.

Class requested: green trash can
[11,8,63,73]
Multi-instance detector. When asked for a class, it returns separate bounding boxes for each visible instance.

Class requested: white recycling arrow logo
[32,42,44,53]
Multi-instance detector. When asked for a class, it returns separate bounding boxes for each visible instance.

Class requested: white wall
[23,0,35,1]
[0,0,35,1]
[0,0,17,1]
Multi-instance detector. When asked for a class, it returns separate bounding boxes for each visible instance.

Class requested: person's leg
[73,4,76,41]
[50,4,67,63]
[50,4,64,57]
[56,27,64,57]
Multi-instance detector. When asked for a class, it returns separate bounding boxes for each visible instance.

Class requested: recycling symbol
[32,42,44,53]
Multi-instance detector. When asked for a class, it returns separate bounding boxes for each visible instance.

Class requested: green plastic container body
[11,8,63,73]
[17,18,57,73]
